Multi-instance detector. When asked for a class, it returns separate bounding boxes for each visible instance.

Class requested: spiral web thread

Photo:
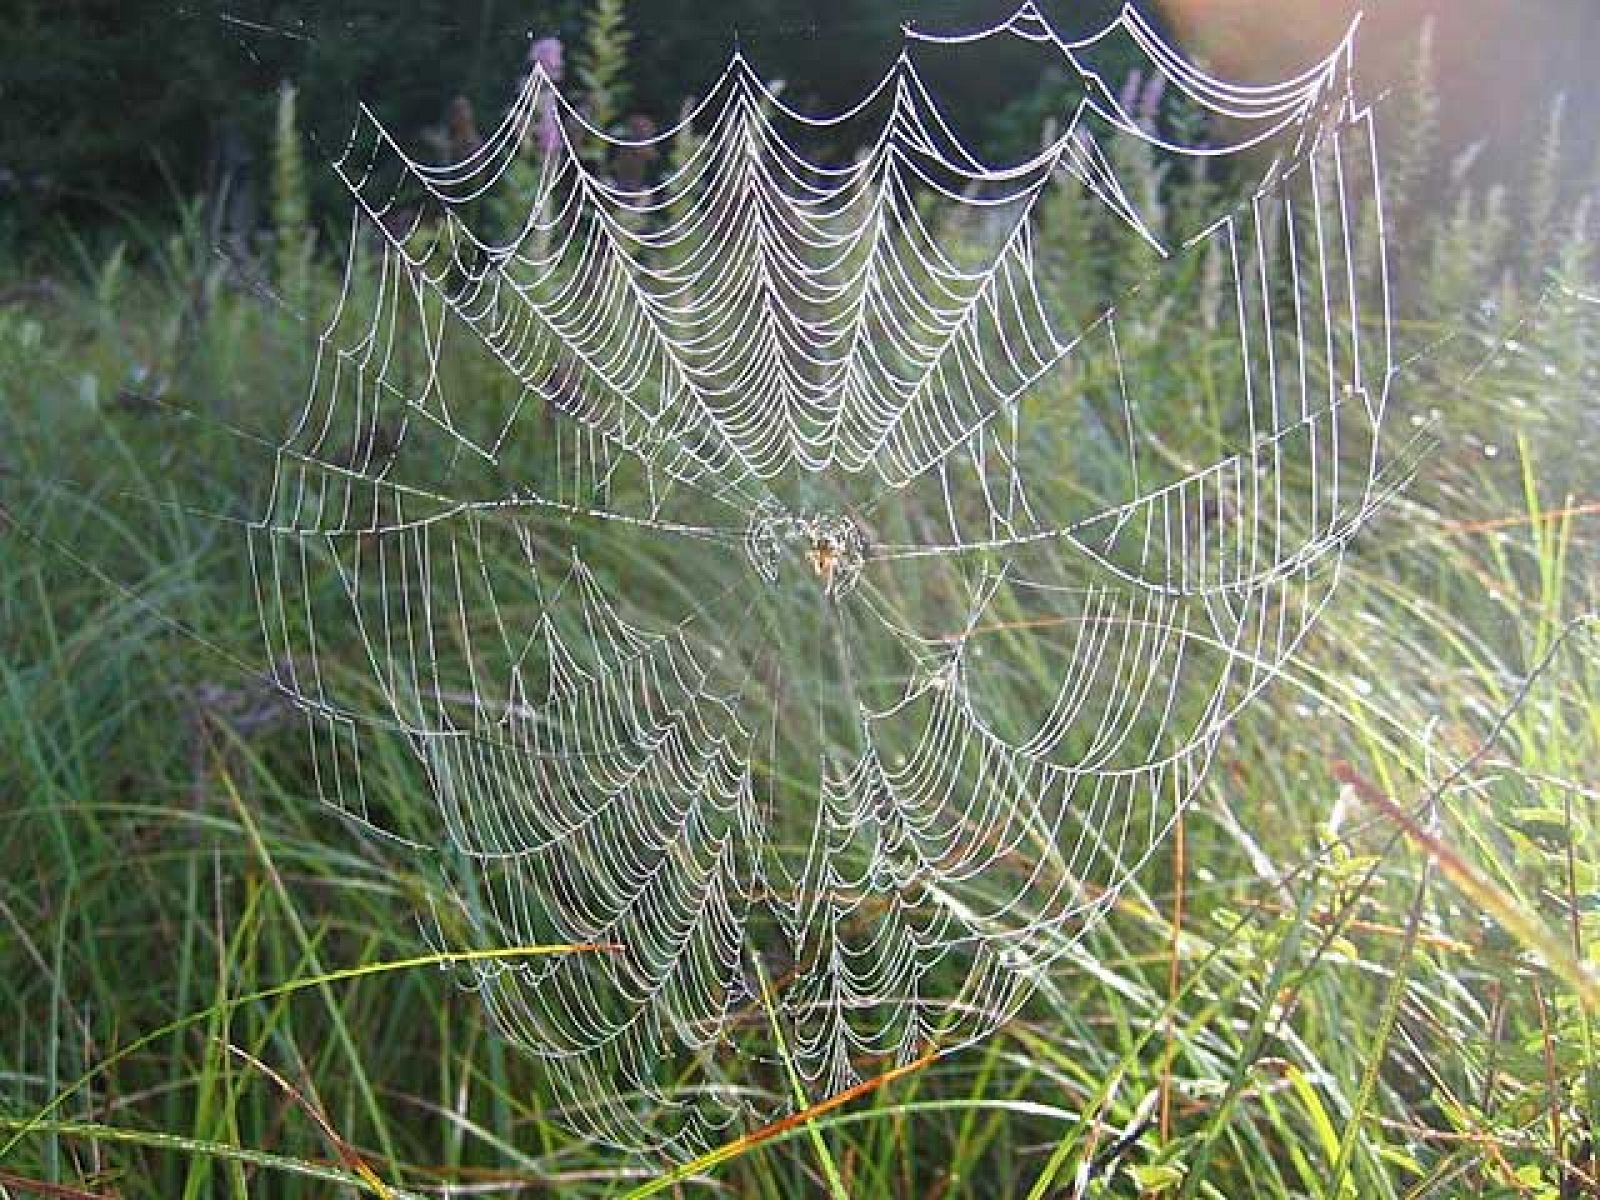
[250,2,1395,1153]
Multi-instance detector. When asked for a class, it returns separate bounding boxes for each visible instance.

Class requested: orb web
[250,2,1396,1154]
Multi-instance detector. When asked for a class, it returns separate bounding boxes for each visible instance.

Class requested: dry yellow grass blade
[623,1047,943,1199]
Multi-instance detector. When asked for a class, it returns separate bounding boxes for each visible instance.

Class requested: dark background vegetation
[3,1,1130,244]
[11,0,1599,259]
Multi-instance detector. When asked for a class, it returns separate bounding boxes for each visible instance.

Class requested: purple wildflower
[1138,72,1167,132]
[528,36,565,158]
[1118,69,1143,116]
[530,36,564,82]
[1116,68,1168,135]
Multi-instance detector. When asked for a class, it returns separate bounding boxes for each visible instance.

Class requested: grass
[3,106,1600,1200]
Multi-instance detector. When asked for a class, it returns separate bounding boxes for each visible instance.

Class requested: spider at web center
[744,508,868,600]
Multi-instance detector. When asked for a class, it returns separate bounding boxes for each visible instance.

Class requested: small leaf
[1508,806,1571,846]
[1328,854,1382,883]
[1129,1163,1186,1192]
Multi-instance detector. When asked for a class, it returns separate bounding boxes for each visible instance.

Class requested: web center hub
[744,509,867,599]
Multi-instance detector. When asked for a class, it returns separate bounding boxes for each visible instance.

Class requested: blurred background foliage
[3,0,1125,250]
[4,1,1598,256]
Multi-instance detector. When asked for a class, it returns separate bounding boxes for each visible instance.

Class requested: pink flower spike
[530,36,564,82]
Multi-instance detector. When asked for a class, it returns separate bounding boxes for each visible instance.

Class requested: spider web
[250,2,1396,1154]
